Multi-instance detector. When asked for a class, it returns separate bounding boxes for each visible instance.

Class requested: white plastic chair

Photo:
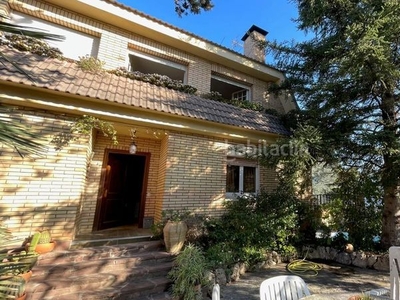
[390,246,400,300]
[212,283,220,300]
[259,275,311,300]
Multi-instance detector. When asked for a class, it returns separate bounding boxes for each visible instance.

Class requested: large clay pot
[163,221,188,254]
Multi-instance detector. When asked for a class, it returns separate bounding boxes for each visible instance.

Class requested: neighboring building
[0,0,296,241]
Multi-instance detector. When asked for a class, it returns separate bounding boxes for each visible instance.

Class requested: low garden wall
[214,246,390,285]
[301,246,389,272]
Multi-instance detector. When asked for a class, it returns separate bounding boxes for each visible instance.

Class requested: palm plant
[0,0,64,156]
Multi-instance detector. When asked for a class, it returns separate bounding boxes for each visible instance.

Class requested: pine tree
[266,0,400,248]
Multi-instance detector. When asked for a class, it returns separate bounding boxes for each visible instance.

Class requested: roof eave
[0,82,282,142]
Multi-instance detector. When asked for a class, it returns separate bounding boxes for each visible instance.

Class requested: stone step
[26,240,175,300]
[36,240,165,266]
[33,251,173,280]
[70,236,154,250]
[26,276,172,300]
[29,259,174,284]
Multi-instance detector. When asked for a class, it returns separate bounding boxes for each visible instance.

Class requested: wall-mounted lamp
[129,129,137,154]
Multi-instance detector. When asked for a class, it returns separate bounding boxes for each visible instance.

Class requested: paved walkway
[220,262,390,300]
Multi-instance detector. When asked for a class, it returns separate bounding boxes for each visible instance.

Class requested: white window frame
[225,158,260,199]
[211,75,251,101]
[127,49,188,83]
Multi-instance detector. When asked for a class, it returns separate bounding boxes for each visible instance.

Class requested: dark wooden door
[95,151,149,230]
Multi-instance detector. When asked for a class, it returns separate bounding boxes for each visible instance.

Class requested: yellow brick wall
[154,136,168,223]
[0,108,90,240]
[260,165,279,191]
[162,132,227,217]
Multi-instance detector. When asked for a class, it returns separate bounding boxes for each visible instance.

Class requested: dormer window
[128,50,187,83]
[211,75,251,101]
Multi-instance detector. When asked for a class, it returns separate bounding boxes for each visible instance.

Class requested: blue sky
[119,0,307,62]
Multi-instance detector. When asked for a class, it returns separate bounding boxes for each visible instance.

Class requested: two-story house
[0,0,296,243]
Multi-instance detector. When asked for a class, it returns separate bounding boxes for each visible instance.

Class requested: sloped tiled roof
[0,46,289,135]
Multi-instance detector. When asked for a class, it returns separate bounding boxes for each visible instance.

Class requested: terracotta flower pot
[163,221,188,254]
[18,270,32,283]
[35,241,56,254]
[17,293,26,300]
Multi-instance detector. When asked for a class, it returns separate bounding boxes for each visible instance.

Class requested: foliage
[77,55,105,73]
[204,188,299,269]
[262,0,400,249]
[312,163,336,195]
[168,244,211,300]
[72,115,118,144]
[323,169,383,251]
[259,124,323,198]
[0,276,26,298]
[0,6,64,156]
[109,67,197,94]
[0,11,64,82]
[0,105,48,157]
[201,91,264,112]
[296,201,324,246]
[52,115,118,150]
[174,0,213,16]
[0,34,64,59]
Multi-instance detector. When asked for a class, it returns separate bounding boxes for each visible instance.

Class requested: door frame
[93,149,151,231]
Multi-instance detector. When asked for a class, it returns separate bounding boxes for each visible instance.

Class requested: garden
[156,179,385,300]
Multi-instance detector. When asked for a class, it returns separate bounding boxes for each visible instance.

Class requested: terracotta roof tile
[0,47,289,135]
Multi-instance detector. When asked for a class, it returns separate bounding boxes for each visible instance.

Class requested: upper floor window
[226,157,259,199]
[11,12,99,60]
[211,75,251,101]
[128,50,187,84]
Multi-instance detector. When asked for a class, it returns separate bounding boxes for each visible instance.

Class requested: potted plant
[0,223,39,300]
[0,234,40,283]
[34,230,55,254]
[162,210,190,254]
[168,244,211,300]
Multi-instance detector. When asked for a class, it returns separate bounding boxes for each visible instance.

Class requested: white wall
[11,12,100,61]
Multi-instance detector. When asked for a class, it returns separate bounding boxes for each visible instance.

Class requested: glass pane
[232,89,248,101]
[226,165,240,193]
[243,166,255,193]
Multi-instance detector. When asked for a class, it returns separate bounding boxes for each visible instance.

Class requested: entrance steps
[26,240,174,300]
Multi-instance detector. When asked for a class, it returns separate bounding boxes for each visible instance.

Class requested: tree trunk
[380,94,400,248]
[381,185,400,247]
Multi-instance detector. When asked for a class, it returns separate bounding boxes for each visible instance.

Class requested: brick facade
[0,108,90,240]
[0,0,291,240]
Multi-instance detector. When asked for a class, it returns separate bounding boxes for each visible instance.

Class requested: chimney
[241,25,268,63]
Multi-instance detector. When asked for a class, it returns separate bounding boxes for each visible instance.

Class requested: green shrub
[108,67,197,94]
[201,91,264,111]
[168,244,211,300]
[205,188,299,267]
[321,170,383,251]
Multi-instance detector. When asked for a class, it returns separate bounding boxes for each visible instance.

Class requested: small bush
[201,91,264,111]
[77,55,105,72]
[168,244,211,300]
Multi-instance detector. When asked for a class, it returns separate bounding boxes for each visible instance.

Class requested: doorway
[94,150,150,231]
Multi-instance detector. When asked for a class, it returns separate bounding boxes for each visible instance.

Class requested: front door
[94,150,150,230]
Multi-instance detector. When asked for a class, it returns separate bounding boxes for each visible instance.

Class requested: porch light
[129,129,137,154]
